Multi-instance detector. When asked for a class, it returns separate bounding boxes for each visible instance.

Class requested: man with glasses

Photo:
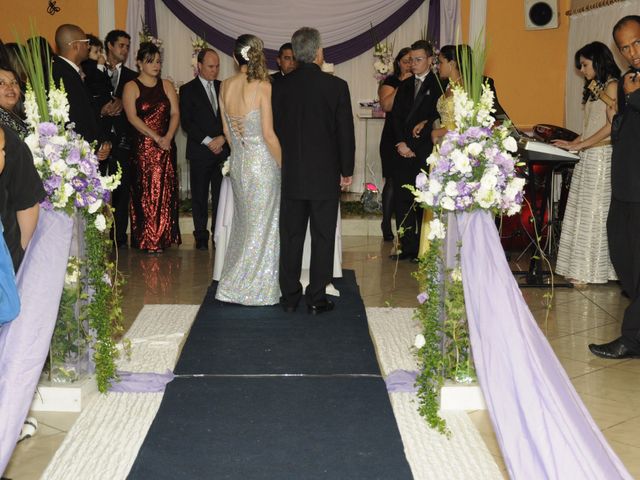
[390,39,441,262]
[52,24,110,161]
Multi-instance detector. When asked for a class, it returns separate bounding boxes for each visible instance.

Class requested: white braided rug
[42,304,502,480]
[367,307,503,480]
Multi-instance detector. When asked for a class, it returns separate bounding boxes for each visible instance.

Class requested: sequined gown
[130,78,181,251]
[215,104,281,305]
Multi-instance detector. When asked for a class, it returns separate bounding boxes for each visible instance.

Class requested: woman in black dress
[378,47,412,241]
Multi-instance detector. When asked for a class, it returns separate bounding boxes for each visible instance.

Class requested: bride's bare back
[219,73,282,165]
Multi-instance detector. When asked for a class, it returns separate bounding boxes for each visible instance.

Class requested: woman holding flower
[553,42,620,285]
[123,42,181,254]
[378,47,411,241]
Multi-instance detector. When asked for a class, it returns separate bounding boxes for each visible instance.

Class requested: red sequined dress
[130,78,181,251]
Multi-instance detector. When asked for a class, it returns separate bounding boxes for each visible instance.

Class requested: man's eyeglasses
[410,56,427,63]
[67,38,90,46]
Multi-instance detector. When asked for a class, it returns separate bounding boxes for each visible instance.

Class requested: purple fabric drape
[455,211,631,479]
[144,0,158,38]
[0,210,73,474]
[159,0,424,68]
[108,370,175,393]
[426,0,440,48]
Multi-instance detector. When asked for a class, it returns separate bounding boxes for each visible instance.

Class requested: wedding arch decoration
[18,38,124,392]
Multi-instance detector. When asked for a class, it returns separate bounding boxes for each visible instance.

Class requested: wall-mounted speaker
[524,0,559,30]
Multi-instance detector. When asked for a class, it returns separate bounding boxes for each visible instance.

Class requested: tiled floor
[4,233,640,479]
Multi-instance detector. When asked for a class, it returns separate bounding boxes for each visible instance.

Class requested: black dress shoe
[588,337,640,359]
[308,299,335,315]
[195,240,208,250]
[280,302,297,313]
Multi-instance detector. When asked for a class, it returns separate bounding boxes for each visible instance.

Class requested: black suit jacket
[391,71,443,162]
[108,65,138,147]
[51,56,102,145]
[179,77,229,162]
[272,63,355,200]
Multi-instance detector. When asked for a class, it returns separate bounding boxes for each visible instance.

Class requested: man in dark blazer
[180,48,229,250]
[270,42,297,83]
[390,39,441,262]
[103,29,137,247]
[52,24,110,161]
[272,27,355,315]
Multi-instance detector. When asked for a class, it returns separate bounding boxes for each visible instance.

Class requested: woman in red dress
[123,42,181,253]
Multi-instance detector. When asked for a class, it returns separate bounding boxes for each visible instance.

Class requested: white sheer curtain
[145,0,432,195]
[126,0,146,70]
[440,0,461,46]
[165,0,414,50]
[467,0,486,48]
[565,0,639,133]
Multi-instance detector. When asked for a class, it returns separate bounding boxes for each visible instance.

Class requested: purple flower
[38,122,58,137]
[44,175,62,192]
[415,172,428,190]
[67,147,81,164]
[40,198,53,210]
[71,177,88,191]
[417,292,429,304]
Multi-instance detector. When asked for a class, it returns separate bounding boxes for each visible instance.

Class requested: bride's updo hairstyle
[233,34,270,82]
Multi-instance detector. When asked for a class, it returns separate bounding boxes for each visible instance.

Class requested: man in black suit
[180,48,229,250]
[589,15,640,359]
[390,39,441,262]
[103,29,137,247]
[273,27,355,314]
[270,42,297,83]
[52,24,110,161]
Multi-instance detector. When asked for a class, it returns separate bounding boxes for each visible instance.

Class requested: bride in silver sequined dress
[215,34,282,305]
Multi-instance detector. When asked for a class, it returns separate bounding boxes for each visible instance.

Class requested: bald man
[179,48,229,250]
[52,24,110,160]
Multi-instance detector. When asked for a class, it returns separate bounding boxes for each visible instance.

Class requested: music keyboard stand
[514,147,579,288]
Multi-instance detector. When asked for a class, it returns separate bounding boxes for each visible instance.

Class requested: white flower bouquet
[373,41,394,84]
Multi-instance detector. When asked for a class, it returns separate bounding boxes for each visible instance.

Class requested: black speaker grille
[529,2,553,26]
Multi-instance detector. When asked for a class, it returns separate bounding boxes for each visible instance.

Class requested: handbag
[0,220,20,324]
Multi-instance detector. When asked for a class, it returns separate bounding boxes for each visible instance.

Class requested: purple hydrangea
[417,292,429,304]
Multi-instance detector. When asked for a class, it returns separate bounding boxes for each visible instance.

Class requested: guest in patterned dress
[553,42,620,285]
[122,42,181,254]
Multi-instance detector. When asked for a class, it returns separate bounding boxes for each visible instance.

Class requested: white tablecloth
[212,177,342,296]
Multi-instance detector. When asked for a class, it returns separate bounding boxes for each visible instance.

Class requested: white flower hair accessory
[240,45,250,61]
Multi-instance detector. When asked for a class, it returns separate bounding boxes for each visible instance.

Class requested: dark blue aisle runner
[128,271,412,479]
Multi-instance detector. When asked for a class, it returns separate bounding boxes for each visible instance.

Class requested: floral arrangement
[410,84,525,240]
[407,49,525,433]
[372,40,394,84]
[221,157,230,177]
[18,36,124,392]
[191,35,209,76]
[139,19,163,53]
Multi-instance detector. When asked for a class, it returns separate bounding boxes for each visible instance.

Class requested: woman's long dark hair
[392,47,411,78]
[574,41,621,104]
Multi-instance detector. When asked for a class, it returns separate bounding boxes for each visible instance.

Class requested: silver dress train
[215,108,281,305]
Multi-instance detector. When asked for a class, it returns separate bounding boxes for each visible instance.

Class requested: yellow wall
[0,0,128,48]
[461,0,570,129]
